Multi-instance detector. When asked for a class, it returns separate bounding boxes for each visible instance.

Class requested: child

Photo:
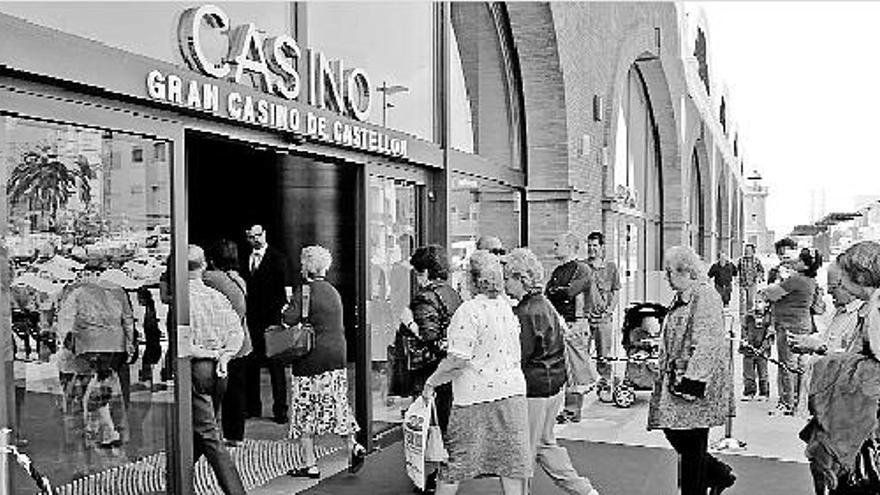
[740,295,772,401]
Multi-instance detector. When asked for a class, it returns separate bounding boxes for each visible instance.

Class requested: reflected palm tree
[7,146,93,231]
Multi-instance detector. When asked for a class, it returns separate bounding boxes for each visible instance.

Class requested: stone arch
[689,140,711,258]
[715,165,731,256]
[505,3,567,189]
[607,24,684,254]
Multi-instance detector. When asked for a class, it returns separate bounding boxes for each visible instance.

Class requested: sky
[691,1,880,238]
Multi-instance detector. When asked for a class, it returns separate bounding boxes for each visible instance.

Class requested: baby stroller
[600,302,667,408]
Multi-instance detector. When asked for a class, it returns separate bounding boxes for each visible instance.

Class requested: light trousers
[527,390,593,494]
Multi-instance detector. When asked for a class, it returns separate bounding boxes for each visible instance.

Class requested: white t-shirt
[446,294,526,406]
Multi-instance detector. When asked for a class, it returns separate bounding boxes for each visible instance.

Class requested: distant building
[743,171,773,253]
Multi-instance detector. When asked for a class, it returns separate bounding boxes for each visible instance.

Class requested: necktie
[251,252,262,273]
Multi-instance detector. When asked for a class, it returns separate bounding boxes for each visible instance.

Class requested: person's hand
[216,354,230,378]
[788,333,825,354]
[400,306,414,326]
[421,381,436,402]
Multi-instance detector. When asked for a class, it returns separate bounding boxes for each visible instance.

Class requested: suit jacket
[242,245,289,355]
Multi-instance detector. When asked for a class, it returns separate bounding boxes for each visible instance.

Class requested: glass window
[1,116,172,493]
[0,2,290,67]
[307,3,433,141]
[449,173,520,293]
[449,3,519,169]
[367,176,418,431]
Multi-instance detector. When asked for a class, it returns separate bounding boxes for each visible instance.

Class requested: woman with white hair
[282,245,365,479]
[648,246,735,495]
[422,250,531,495]
[504,248,599,495]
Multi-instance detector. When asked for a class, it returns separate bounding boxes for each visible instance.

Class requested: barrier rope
[0,428,55,494]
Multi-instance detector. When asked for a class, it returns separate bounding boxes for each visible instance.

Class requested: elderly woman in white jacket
[422,250,531,495]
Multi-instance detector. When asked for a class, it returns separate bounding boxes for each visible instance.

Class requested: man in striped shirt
[187,244,245,495]
[737,244,765,319]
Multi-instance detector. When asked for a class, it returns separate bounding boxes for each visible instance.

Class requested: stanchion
[0,428,55,494]
[711,309,747,452]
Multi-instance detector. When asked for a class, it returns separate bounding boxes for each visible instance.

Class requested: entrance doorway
[185,132,361,477]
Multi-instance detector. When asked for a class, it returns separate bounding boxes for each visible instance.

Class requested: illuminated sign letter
[178,4,230,79]
[265,35,301,101]
[309,50,344,113]
[344,68,371,122]
[227,23,274,93]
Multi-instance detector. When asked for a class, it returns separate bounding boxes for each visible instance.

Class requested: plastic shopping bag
[404,397,431,490]
[425,399,448,463]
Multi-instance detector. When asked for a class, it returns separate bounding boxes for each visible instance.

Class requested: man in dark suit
[242,224,290,424]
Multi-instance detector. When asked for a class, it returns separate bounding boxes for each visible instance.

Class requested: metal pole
[711,308,747,452]
[380,81,387,128]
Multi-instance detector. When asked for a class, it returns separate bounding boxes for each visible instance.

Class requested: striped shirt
[188,277,244,360]
[737,256,765,287]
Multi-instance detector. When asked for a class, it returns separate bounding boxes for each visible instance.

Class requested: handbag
[393,287,452,373]
[265,285,314,364]
[424,398,448,463]
[556,311,598,392]
[850,437,880,489]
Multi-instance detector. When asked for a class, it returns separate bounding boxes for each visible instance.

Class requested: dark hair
[207,239,240,271]
[136,287,155,306]
[838,241,880,289]
[798,248,822,278]
[410,244,450,281]
[774,237,797,255]
[587,231,605,245]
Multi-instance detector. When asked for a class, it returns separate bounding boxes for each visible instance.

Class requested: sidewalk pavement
[297,439,812,495]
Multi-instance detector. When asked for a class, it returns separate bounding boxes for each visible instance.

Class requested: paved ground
[255,288,828,494]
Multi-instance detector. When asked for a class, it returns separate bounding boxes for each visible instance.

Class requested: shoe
[224,439,243,448]
[556,409,580,425]
[288,466,320,479]
[740,394,754,402]
[756,395,769,402]
[768,403,792,416]
[349,443,366,474]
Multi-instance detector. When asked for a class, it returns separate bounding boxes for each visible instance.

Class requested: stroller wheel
[597,380,614,403]
[613,385,636,408]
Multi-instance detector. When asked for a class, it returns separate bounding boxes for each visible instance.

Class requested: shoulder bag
[266,284,314,364]
[225,271,253,359]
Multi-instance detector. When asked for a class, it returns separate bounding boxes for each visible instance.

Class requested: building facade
[743,171,774,253]
[0,3,744,494]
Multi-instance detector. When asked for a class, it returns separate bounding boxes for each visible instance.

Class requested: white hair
[503,248,545,292]
[664,246,706,281]
[301,245,332,277]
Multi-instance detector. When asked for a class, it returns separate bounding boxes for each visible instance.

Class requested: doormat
[53,440,340,495]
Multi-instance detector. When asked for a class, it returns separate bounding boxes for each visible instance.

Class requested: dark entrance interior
[186,132,360,358]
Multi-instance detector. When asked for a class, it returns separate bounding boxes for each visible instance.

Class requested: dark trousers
[244,354,288,419]
[715,284,732,307]
[191,359,245,495]
[222,358,248,442]
[742,353,770,397]
[434,383,452,435]
[664,428,732,495]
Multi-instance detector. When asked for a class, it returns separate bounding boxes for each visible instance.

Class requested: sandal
[288,466,320,479]
[349,443,367,474]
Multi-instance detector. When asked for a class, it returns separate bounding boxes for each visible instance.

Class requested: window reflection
[367,176,417,429]
[449,173,521,294]
[2,117,171,492]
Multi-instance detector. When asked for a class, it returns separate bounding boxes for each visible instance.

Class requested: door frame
[0,78,194,494]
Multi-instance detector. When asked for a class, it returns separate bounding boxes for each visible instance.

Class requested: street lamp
[376,81,409,127]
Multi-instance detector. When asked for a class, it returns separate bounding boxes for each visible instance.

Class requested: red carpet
[303,440,814,495]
